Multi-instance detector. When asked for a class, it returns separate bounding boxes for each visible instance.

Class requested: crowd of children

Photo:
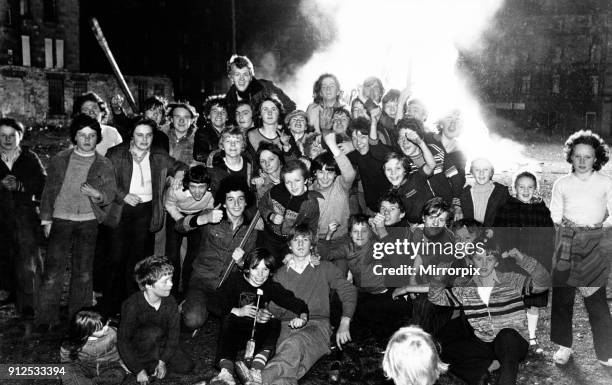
[0,53,611,385]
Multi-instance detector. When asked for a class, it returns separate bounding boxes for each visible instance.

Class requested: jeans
[165,215,203,296]
[38,218,98,325]
[129,325,194,375]
[551,286,612,360]
[215,313,281,364]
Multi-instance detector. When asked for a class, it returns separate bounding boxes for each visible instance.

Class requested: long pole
[231,0,237,53]
[89,17,139,113]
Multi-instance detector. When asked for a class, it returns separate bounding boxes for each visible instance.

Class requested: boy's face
[133,124,154,152]
[315,167,336,189]
[235,104,253,130]
[230,65,252,92]
[283,169,307,196]
[471,159,493,185]
[380,201,405,226]
[224,190,246,219]
[289,234,312,258]
[320,76,339,101]
[80,101,102,122]
[423,211,449,238]
[350,222,371,247]
[208,105,228,130]
[384,158,406,187]
[188,182,208,201]
[383,100,398,119]
[289,116,307,136]
[515,176,536,204]
[0,126,22,151]
[454,226,477,243]
[248,259,270,287]
[172,107,193,134]
[472,251,498,279]
[75,126,98,154]
[351,130,370,155]
[146,274,173,298]
[221,135,244,157]
[332,113,349,134]
[259,150,281,175]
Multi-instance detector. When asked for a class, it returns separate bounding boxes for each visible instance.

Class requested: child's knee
[183,306,207,330]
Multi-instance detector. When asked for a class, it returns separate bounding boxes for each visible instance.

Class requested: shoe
[329,360,340,383]
[234,361,253,384]
[529,337,544,354]
[248,368,262,385]
[210,368,236,385]
[598,358,612,367]
[553,346,573,365]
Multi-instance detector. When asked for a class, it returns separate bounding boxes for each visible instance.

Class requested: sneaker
[598,358,612,367]
[210,368,236,385]
[248,368,262,385]
[553,346,573,365]
[234,361,253,384]
[529,338,544,355]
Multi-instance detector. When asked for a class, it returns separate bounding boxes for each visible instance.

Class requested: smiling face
[146,274,173,298]
[351,100,368,119]
[208,105,228,130]
[332,112,350,134]
[289,234,312,258]
[351,130,370,155]
[383,100,398,119]
[188,182,208,201]
[571,143,596,176]
[283,169,307,197]
[75,126,98,154]
[380,201,405,226]
[235,104,253,130]
[423,211,449,238]
[397,128,420,157]
[230,65,253,92]
[289,115,307,136]
[80,101,102,122]
[384,158,407,187]
[515,176,536,204]
[471,159,493,185]
[350,222,371,247]
[224,190,247,221]
[172,107,194,134]
[260,100,280,126]
[132,124,154,152]
[259,150,281,176]
[0,126,21,152]
[472,251,498,279]
[315,167,336,189]
[247,259,270,287]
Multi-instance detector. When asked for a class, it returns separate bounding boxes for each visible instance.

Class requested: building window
[521,75,531,95]
[6,5,13,26]
[21,35,31,66]
[585,112,596,131]
[44,38,53,68]
[48,75,65,114]
[73,78,88,97]
[55,39,64,68]
[590,75,599,96]
[43,0,58,22]
[552,74,560,95]
[44,38,64,69]
[19,0,31,17]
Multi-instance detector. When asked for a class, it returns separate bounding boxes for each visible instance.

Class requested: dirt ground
[1,127,612,384]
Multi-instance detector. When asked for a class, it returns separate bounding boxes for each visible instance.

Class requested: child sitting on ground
[210,247,309,385]
[60,307,126,385]
[383,325,448,385]
[118,256,194,384]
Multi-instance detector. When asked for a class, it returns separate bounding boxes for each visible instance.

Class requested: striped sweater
[428,255,551,342]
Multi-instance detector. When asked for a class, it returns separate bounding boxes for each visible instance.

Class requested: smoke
[282,0,533,171]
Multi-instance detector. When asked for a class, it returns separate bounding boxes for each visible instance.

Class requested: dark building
[466,0,612,136]
[0,0,172,125]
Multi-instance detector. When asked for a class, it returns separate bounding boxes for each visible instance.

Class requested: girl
[549,130,612,366]
[493,171,554,353]
[207,127,253,193]
[210,248,308,385]
[60,307,125,385]
[383,152,435,224]
[306,73,344,133]
[247,97,297,157]
[251,142,285,200]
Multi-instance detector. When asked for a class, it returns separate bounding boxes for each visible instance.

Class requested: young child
[60,307,125,385]
[118,256,194,384]
[210,248,309,385]
[207,127,253,193]
[382,326,448,385]
[258,160,322,264]
[460,158,509,227]
[428,236,552,385]
[549,130,612,366]
[494,171,554,353]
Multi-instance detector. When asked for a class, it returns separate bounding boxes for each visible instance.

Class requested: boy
[210,248,308,385]
[311,131,356,261]
[259,160,322,263]
[207,127,253,194]
[118,256,194,384]
[460,158,509,227]
[194,97,229,163]
[182,176,257,330]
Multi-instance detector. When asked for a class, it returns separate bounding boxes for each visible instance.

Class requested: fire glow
[282,0,528,171]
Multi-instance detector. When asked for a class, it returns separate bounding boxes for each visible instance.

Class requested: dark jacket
[190,215,258,292]
[40,149,116,223]
[0,146,46,212]
[112,109,170,153]
[206,150,253,196]
[460,182,510,227]
[105,144,181,231]
[193,121,223,163]
[225,78,296,116]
